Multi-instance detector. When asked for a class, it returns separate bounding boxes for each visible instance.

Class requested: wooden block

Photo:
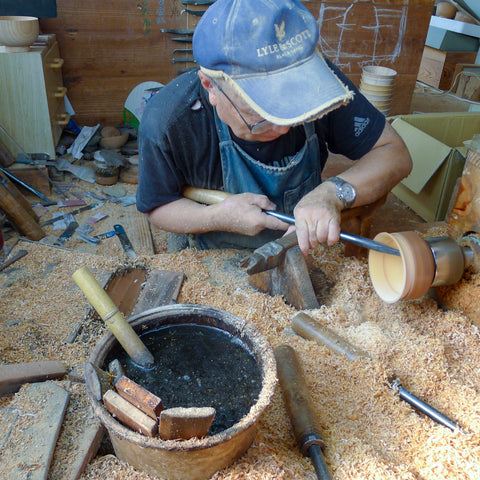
[158,407,216,440]
[115,375,164,419]
[103,389,158,437]
[248,247,319,310]
[455,67,480,101]
[417,46,477,90]
[0,360,66,395]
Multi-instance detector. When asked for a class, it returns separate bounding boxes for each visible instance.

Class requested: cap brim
[204,50,354,126]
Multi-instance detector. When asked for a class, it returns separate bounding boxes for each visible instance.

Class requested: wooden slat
[1,382,70,480]
[122,208,155,257]
[0,360,67,395]
[103,389,158,437]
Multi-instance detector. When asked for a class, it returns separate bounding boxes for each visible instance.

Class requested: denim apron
[195,110,322,250]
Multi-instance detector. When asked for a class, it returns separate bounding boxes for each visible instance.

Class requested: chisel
[275,345,331,480]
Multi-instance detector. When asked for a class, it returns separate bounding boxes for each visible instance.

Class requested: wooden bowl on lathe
[0,16,39,52]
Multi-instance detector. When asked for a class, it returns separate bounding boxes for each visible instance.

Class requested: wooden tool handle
[274,344,324,454]
[72,266,154,369]
[292,312,369,360]
[183,186,231,205]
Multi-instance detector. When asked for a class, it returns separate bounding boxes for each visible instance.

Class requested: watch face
[340,183,356,203]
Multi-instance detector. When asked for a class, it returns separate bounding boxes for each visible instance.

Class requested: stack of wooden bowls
[359,66,397,116]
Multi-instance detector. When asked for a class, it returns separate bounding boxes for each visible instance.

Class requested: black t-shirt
[136,62,386,213]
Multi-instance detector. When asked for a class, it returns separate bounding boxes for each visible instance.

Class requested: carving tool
[114,224,136,257]
[0,249,28,272]
[53,220,78,246]
[275,345,331,480]
[39,203,99,226]
[388,377,466,433]
[172,57,196,64]
[161,28,195,35]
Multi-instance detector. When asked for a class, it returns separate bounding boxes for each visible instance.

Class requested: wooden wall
[40,0,435,127]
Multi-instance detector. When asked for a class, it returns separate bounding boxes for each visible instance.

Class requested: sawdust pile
[1,224,480,479]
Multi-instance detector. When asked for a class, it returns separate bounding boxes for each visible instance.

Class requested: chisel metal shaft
[266,211,400,256]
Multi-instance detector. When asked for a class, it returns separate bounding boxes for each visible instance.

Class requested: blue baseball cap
[193,0,353,126]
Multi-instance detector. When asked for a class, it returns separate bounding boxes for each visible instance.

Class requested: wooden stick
[103,389,158,437]
[115,375,163,419]
[158,406,216,440]
[0,360,66,395]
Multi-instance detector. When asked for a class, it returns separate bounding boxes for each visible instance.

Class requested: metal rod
[265,211,400,256]
[0,166,52,203]
[308,445,331,480]
[389,378,465,433]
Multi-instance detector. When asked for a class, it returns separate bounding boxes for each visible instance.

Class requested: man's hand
[293,182,343,255]
[147,192,288,236]
[216,193,289,235]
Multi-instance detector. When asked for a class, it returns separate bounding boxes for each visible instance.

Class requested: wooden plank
[131,269,185,316]
[1,382,70,480]
[122,208,154,257]
[103,389,158,437]
[61,420,105,480]
[0,360,67,395]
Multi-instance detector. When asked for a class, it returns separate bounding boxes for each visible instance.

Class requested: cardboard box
[390,113,480,222]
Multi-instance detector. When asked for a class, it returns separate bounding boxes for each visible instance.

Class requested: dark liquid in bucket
[107,324,263,435]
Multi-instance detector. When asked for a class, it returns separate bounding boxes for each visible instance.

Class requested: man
[137,0,412,255]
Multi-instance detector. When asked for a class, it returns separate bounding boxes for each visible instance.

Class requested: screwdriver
[274,345,331,480]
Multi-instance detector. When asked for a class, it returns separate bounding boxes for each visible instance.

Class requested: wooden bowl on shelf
[0,16,39,52]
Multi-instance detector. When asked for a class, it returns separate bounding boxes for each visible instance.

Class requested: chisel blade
[113,224,136,257]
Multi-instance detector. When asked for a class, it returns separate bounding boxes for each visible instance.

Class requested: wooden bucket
[84,304,277,480]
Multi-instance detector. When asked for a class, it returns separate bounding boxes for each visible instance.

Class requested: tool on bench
[40,203,99,227]
[293,311,468,434]
[0,166,52,203]
[54,220,79,246]
[114,224,136,257]
[0,249,28,272]
[275,344,331,480]
[73,266,155,369]
[182,186,400,270]
[388,377,466,434]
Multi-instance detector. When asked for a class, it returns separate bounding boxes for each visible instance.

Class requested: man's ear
[198,71,219,106]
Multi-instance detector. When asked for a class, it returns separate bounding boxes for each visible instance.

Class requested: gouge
[275,345,331,480]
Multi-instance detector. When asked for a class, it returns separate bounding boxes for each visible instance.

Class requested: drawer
[42,42,67,120]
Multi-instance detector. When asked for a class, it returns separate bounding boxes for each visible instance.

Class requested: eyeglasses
[210,78,274,135]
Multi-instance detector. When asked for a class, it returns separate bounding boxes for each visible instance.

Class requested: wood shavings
[1,189,480,480]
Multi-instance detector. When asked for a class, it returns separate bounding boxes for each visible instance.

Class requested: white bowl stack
[359,66,397,116]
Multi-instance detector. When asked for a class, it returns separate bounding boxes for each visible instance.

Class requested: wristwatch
[323,176,357,209]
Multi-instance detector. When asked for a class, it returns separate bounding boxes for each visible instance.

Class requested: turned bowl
[0,16,39,52]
